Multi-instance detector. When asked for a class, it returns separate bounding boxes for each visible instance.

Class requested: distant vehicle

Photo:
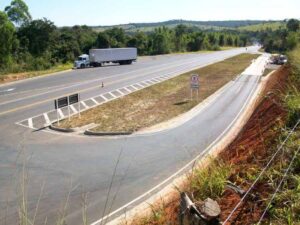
[270,54,288,65]
[74,48,137,69]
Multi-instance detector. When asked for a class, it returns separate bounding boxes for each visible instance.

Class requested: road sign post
[69,94,80,118]
[54,94,80,125]
[190,74,200,100]
[54,96,69,125]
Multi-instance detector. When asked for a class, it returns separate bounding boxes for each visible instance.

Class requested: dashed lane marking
[58,109,64,119]
[43,113,51,124]
[70,105,78,113]
[91,98,99,105]
[28,118,33,129]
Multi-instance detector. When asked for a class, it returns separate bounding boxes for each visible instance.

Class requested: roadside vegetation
[0,0,249,82]
[58,54,259,132]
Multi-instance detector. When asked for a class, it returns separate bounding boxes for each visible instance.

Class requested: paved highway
[0,47,263,225]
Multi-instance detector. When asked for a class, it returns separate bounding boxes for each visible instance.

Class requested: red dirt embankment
[218,66,289,224]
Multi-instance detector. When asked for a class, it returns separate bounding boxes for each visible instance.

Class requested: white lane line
[109,92,117,98]
[28,118,33,129]
[124,87,132,92]
[116,89,125,95]
[151,78,161,82]
[138,82,148,87]
[100,95,108,101]
[81,101,89,109]
[0,88,15,94]
[130,85,139,90]
[43,113,51,124]
[70,105,78,113]
[135,83,145,88]
[91,98,99,105]
[58,109,64,119]
[146,80,155,84]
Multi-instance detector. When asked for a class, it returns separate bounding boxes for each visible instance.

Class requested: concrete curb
[84,129,133,136]
[49,124,76,133]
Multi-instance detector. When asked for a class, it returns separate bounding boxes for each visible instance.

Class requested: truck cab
[74,54,90,69]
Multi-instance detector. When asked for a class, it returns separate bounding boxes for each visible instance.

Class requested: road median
[56,54,260,133]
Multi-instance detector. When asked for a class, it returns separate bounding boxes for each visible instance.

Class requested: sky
[0,0,299,26]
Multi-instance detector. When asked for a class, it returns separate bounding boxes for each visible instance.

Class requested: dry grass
[59,54,259,132]
[0,63,72,84]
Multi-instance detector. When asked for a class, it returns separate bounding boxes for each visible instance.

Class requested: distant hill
[91,19,283,33]
[238,21,286,31]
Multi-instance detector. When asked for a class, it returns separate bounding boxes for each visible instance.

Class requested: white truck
[74,48,137,69]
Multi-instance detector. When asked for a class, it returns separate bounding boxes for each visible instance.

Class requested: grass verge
[0,63,73,84]
[58,53,259,132]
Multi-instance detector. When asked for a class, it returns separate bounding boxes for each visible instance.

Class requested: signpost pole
[78,95,81,118]
[68,98,70,121]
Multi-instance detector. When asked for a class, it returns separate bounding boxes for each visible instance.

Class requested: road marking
[109,92,117,98]
[140,81,150,86]
[116,89,125,95]
[81,101,89,109]
[151,78,161,82]
[100,95,108,101]
[43,113,51,124]
[0,88,15,94]
[145,80,155,85]
[58,109,64,119]
[28,118,33,129]
[70,105,78,113]
[91,98,99,105]
[135,83,144,88]
[130,85,139,90]
[123,87,132,93]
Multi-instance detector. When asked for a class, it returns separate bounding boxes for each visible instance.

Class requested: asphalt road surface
[0,47,262,225]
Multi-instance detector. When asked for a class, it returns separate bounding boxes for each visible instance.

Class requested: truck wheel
[127,60,132,65]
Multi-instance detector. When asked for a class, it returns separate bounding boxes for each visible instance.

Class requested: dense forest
[0,0,299,75]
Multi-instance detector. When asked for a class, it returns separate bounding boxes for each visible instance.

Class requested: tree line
[0,0,250,74]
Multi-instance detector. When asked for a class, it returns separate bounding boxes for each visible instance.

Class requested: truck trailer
[74,48,137,69]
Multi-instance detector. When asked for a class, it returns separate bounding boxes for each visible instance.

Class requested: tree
[0,11,16,66]
[287,19,299,32]
[17,18,56,56]
[95,32,110,48]
[175,24,188,52]
[105,28,127,48]
[5,0,31,26]
[219,34,225,46]
[187,32,205,51]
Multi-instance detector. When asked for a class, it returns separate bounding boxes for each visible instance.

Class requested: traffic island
[55,54,260,133]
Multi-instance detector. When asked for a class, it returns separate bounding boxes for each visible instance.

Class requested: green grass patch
[188,160,232,200]
[0,63,73,84]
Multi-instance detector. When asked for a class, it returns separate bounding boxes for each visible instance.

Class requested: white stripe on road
[81,101,89,109]
[91,98,99,105]
[123,87,132,93]
[28,118,33,129]
[109,92,117,98]
[70,105,78,113]
[100,95,108,101]
[58,109,64,119]
[43,113,51,124]
[116,89,125,95]
[130,85,139,90]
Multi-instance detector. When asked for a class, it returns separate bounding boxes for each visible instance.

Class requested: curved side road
[0,47,267,225]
